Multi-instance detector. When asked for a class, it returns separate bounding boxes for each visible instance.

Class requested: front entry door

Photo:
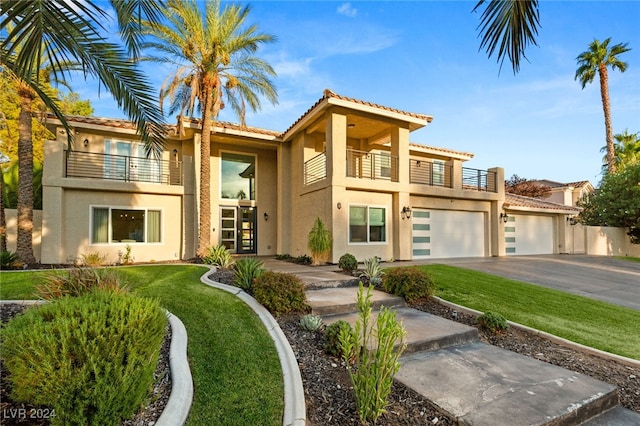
[219,207,256,254]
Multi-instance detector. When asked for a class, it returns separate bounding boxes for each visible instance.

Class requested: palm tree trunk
[1,174,6,253]
[17,87,37,265]
[598,64,616,174]
[196,87,214,257]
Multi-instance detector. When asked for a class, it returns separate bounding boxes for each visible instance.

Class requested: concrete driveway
[426,255,640,311]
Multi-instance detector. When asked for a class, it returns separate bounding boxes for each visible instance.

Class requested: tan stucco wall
[583,226,640,257]
[4,209,42,260]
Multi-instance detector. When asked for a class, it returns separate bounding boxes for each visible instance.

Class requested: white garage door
[505,214,554,255]
[412,209,485,259]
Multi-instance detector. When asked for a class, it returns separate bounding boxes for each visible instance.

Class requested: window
[433,160,445,186]
[91,207,162,243]
[221,152,256,200]
[349,206,386,243]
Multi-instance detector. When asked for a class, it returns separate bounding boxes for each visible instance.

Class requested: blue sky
[72,0,640,184]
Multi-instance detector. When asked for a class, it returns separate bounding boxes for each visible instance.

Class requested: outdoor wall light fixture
[500,212,509,224]
[263,212,269,221]
[401,206,412,219]
[337,202,342,210]
[567,216,577,225]
[83,138,89,148]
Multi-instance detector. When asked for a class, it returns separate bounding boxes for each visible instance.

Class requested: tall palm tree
[1,0,167,155]
[142,0,277,256]
[576,38,631,174]
[473,0,541,74]
[601,130,640,173]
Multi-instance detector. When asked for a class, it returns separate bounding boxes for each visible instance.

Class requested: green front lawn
[422,264,640,360]
[0,266,283,425]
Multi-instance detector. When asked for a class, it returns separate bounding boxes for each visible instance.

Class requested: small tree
[577,164,640,243]
[307,217,332,265]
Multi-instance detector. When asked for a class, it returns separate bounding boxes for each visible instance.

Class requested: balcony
[64,150,183,185]
[410,159,453,188]
[346,149,398,181]
[462,167,497,192]
[304,151,327,185]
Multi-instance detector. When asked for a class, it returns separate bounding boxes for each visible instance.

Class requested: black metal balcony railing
[65,150,183,185]
[346,149,398,181]
[304,151,327,185]
[462,167,497,192]
[409,159,453,188]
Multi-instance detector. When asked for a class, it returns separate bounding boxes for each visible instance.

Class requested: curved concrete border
[0,300,194,425]
[434,296,640,368]
[200,267,306,426]
[156,312,193,426]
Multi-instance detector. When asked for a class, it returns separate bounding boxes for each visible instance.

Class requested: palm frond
[473,0,540,74]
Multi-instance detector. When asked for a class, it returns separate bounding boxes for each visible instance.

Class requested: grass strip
[421,264,640,360]
[0,266,283,425]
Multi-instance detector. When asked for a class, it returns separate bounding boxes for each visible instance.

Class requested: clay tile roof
[566,180,590,188]
[409,142,474,158]
[283,89,433,136]
[55,114,141,131]
[181,117,281,137]
[504,193,582,212]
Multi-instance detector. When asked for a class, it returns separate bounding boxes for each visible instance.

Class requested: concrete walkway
[264,257,640,425]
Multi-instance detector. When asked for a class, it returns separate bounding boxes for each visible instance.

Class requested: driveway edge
[200,267,306,426]
[433,296,640,368]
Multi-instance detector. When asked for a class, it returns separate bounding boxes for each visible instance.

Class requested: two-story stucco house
[39,89,579,264]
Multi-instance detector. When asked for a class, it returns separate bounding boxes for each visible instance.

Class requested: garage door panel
[413,209,485,259]
[507,215,553,255]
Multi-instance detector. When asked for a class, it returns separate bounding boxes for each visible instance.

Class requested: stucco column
[490,167,506,257]
[451,159,463,190]
[41,139,65,263]
[393,191,412,261]
[390,126,409,184]
[326,111,347,184]
[330,185,348,263]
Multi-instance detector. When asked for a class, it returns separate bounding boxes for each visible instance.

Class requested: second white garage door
[412,209,485,259]
[505,214,554,255]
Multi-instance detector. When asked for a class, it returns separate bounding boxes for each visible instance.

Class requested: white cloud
[337,3,357,18]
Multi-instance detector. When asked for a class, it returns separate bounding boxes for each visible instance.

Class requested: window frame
[348,204,388,245]
[219,150,258,202]
[90,205,163,245]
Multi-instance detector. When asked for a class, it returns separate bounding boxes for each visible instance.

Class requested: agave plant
[299,314,323,332]
[202,245,235,269]
[359,257,384,286]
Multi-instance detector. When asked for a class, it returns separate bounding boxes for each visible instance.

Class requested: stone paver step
[580,405,640,425]
[322,306,480,354]
[306,286,405,316]
[396,342,619,426]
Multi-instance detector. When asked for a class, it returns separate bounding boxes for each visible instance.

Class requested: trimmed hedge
[1,290,166,425]
[253,271,308,315]
[383,266,434,302]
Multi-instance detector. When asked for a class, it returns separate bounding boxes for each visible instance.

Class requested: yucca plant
[233,257,265,293]
[360,257,384,286]
[1,251,20,269]
[202,245,235,269]
[307,217,332,266]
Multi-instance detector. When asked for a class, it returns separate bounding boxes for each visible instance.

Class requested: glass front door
[220,207,256,254]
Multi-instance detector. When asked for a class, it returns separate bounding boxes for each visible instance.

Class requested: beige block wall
[583,226,640,257]
[4,209,42,260]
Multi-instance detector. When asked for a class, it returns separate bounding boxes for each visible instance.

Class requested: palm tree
[601,130,640,173]
[575,38,631,174]
[473,0,541,73]
[1,0,167,155]
[142,0,277,256]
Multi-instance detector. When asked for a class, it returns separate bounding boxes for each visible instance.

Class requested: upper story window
[433,160,445,186]
[104,140,161,183]
[221,152,256,200]
[349,205,387,244]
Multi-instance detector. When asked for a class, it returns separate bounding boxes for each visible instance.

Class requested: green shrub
[119,244,134,265]
[36,267,128,300]
[1,250,20,269]
[81,251,107,267]
[202,245,235,268]
[0,290,166,425]
[340,283,406,423]
[324,319,355,358]
[293,254,312,265]
[360,257,384,286]
[299,313,323,332]
[307,217,332,265]
[338,253,358,273]
[383,266,434,302]
[275,253,293,261]
[253,271,308,315]
[233,257,265,293]
[477,311,510,334]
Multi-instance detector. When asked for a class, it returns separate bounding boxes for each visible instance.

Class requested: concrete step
[322,306,480,354]
[580,405,640,425]
[396,342,619,426]
[306,286,406,316]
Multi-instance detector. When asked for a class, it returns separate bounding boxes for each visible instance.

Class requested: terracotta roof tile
[283,89,433,136]
[409,142,474,159]
[505,193,581,212]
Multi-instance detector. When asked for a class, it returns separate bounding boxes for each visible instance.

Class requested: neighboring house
[534,179,595,207]
[37,89,580,264]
